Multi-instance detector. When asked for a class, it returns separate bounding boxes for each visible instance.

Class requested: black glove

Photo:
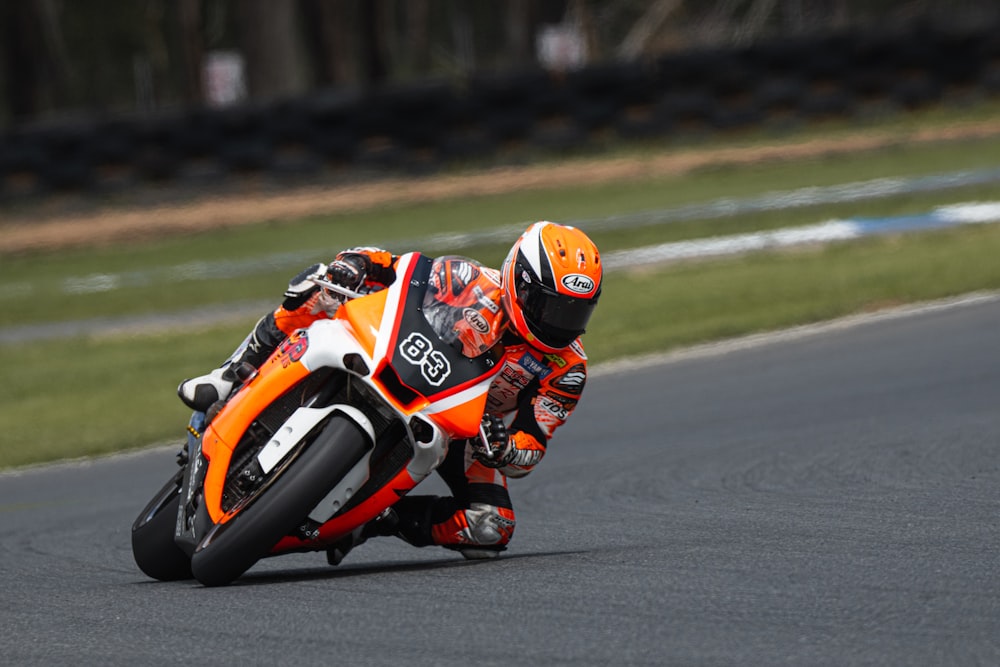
[471,413,514,468]
[328,254,371,291]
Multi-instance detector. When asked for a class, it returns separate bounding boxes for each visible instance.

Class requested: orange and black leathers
[487,330,588,477]
[391,329,589,551]
[228,248,588,552]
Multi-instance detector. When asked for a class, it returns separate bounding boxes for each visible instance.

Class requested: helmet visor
[516,270,599,349]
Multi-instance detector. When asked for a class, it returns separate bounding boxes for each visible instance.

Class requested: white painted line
[589,290,1000,377]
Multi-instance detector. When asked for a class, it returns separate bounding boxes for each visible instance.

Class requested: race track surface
[2,296,999,666]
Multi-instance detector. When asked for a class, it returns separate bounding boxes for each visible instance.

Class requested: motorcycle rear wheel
[190,415,371,587]
[131,468,193,581]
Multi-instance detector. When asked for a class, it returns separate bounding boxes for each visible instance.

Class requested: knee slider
[464,502,515,546]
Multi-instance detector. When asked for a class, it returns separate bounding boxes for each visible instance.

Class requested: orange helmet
[501,222,602,353]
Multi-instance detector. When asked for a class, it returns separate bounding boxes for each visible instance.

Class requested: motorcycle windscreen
[377,254,503,411]
[421,256,505,358]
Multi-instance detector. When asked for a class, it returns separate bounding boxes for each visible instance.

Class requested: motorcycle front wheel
[190,415,371,587]
[131,468,193,581]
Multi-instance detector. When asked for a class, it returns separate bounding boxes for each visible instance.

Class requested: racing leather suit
[210,248,589,555]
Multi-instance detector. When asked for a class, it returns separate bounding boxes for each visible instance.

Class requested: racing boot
[177,360,258,413]
[325,507,400,566]
[325,497,440,566]
[178,312,286,412]
[177,367,234,412]
[390,496,440,547]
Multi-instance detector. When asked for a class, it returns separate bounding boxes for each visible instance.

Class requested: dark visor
[517,276,599,348]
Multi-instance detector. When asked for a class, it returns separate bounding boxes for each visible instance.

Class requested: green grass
[589,223,1000,361]
[1,325,244,466]
[3,101,1000,468]
[4,223,1000,470]
[4,126,1000,327]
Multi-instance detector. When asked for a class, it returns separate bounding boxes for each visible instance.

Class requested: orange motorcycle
[131,252,503,586]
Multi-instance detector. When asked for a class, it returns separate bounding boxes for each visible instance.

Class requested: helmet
[501,222,602,353]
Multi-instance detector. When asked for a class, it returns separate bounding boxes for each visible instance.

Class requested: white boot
[177,367,234,412]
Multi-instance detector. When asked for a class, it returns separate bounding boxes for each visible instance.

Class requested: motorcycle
[131,252,504,586]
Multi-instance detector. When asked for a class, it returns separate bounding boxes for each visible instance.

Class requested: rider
[178,221,602,562]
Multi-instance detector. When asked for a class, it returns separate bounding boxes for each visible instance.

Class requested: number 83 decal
[398,332,452,386]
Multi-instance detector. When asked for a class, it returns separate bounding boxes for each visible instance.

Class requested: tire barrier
[3,19,1000,200]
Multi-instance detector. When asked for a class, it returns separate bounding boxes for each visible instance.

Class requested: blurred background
[3,0,1000,200]
[4,0,1000,118]
[3,1,1000,466]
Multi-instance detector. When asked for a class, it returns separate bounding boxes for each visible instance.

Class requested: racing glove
[327,253,371,291]
[472,413,515,468]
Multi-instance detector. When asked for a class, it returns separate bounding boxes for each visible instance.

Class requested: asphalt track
[2,295,998,666]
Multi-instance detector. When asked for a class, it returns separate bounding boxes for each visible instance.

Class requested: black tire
[190,416,370,587]
[131,469,193,581]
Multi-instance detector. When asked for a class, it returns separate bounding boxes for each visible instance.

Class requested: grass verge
[4,102,1000,469]
[4,223,1000,469]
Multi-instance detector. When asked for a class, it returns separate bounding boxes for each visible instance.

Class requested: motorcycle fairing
[181,252,504,554]
[385,253,503,402]
[366,252,503,437]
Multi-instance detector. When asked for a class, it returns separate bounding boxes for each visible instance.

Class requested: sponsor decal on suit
[518,352,552,379]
